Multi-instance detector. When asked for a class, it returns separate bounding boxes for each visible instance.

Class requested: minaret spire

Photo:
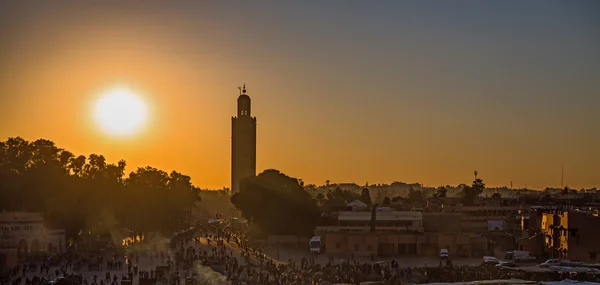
[231,82,256,195]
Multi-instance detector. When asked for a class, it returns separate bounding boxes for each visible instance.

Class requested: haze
[0,0,598,190]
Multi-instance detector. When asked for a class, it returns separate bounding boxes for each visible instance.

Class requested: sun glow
[93,87,148,137]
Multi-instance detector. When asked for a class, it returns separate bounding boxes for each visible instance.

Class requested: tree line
[0,137,201,237]
[0,137,493,239]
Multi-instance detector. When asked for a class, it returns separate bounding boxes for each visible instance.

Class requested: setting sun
[93,87,148,137]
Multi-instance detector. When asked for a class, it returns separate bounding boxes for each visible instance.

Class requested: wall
[444,204,520,233]
[422,213,462,233]
[566,212,600,262]
[322,232,484,258]
[0,248,18,274]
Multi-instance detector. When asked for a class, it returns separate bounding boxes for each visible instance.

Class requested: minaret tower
[231,84,257,195]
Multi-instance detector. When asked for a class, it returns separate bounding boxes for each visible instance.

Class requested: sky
[0,0,599,190]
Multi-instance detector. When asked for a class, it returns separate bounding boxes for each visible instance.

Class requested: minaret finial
[242,83,246,94]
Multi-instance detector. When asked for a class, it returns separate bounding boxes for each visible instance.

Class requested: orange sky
[0,1,598,190]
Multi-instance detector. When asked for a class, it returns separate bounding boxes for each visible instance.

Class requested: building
[0,212,66,259]
[434,198,522,234]
[315,206,486,257]
[231,84,257,195]
[347,200,368,211]
[520,208,600,262]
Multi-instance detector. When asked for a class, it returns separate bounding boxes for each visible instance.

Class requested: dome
[237,94,251,117]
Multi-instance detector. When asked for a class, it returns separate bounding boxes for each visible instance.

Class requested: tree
[370,203,379,232]
[434,186,447,198]
[391,196,404,203]
[69,155,86,177]
[315,192,326,207]
[360,187,372,205]
[407,186,425,207]
[458,175,486,205]
[0,137,202,238]
[323,186,360,213]
[381,196,391,207]
[231,169,321,236]
[491,192,502,199]
[472,178,485,194]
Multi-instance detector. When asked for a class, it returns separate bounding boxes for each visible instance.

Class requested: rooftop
[0,212,44,223]
[338,210,422,221]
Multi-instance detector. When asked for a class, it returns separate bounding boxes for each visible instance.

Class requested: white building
[347,200,368,211]
[0,212,65,257]
[317,207,424,233]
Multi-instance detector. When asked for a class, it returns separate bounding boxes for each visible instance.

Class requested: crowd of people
[1,218,595,285]
[165,223,523,284]
[169,221,600,284]
[1,245,180,285]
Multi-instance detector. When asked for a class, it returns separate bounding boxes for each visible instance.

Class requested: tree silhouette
[231,169,320,236]
[381,196,391,207]
[370,203,379,232]
[472,178,485,194]
[315,192,326,207]
[0,137,201,237]
[360,187,372,205]
[407,186,425,207]
[323,186,360,213]
[434,186,447,198]
[461,177,485,205]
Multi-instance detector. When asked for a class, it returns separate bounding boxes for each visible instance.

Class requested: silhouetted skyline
[0,1,598,189]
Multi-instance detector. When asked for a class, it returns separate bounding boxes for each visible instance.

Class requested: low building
[0,212,66,259]
[315,206,486,258]
[442,199,521,234]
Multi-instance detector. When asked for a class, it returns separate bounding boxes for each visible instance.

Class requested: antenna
[238,86,241,96]
[561,163,564,189]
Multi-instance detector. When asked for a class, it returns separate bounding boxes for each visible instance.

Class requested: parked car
[483,256,500,265]
[496,261,519,268]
